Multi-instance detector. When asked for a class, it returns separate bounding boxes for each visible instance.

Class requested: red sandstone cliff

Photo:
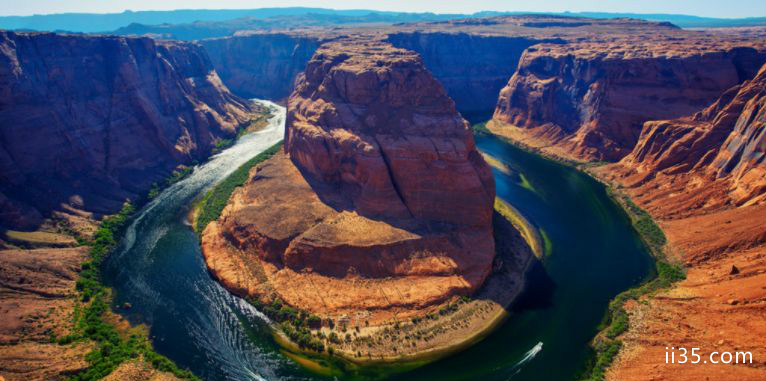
[0,31,256,229]
[617,61,766,212]
[493,42,766,162]
[286,39,495,227]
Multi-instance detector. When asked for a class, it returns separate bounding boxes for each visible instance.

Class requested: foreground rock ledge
[201,39,531,362]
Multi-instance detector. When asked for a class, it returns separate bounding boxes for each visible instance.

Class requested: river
[103,101,654,381]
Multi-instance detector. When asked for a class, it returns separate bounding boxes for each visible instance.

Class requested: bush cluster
[63,202,199,381]
[249,298,326,352]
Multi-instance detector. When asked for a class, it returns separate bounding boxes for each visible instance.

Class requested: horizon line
[1,7,764,20]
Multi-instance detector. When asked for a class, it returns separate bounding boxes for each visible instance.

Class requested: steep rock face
[493,44,766,161]
[203,39,497,324]
[595,63,766,381]
[0,31,255,229]
[386,32,554,121]
[286,39,495,227]
[200,33,322,100]
[618,62,766,208]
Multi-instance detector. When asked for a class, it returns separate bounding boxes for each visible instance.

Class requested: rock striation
[491,33,766,162]
[202,38,497,328]
[594,62,766,381]
[285,39,496,227]
[615,61,766,212]
[0,31,256,229]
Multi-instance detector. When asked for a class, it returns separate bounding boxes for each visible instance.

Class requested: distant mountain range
[1,7,764,39]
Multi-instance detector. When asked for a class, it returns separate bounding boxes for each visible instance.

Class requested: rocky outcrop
[200,33,322,100]
[0,31,256,229]
[493,41,766,162]
[202,39,497,326]
[616,61,766,210]
[286,39,495,227]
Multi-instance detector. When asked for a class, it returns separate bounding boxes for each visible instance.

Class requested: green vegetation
[195,141,283,234]
[518,172,536,193]
[249,298,326,353]
[587,341,622,381]
[622,196,667,250]
[540,229,553,258]
[581,193,685,381]
[58,202,199,381]
[211,113,272,155]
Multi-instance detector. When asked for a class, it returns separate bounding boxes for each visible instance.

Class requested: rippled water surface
[104,106,654,381]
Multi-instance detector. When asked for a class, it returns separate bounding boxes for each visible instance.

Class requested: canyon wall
[616,61,766,212]
[386,32,555,121]
[0,31,255,229]
[597,61,766,381]
[200,33,322,100]
[493,43,766,162]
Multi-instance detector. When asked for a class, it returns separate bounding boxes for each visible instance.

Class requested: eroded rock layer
[0,247,92,381]
[594,62,766,381]
[0,31,256,229]
[617,61,766,210]
[492,33,766,162]
[202,39,497,324]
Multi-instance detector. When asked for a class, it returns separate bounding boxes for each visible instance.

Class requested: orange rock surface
[491,28,766,162]
[593,62,766,381]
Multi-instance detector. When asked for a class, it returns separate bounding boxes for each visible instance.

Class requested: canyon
[0,31,259,231]
[200,37,534,362]
[0,12,765,381]
[0,30,263,381]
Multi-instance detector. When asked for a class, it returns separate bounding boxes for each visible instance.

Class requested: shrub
[195,142,282,234]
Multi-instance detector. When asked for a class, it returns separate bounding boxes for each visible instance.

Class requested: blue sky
[0,0,764,18]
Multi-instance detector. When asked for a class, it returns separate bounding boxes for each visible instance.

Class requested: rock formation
[0,247,92,381]
[594,62,766,381]
[493,44,766,162]
[615,61,766,213]
[285,39,496,227]
[202,38,499,333]
[0,31,257,229]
